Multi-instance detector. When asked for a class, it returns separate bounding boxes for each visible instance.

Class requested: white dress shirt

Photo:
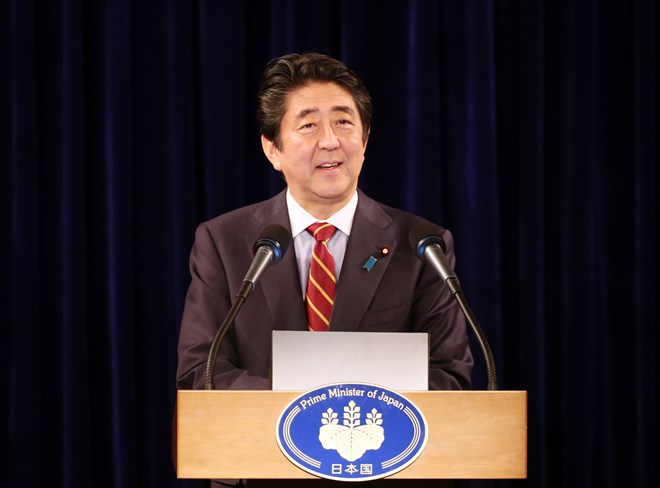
[286,189,358,299]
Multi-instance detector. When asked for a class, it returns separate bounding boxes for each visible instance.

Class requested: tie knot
[307,222,336,242]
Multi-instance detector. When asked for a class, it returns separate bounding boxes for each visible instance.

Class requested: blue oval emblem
[276,383,428,481]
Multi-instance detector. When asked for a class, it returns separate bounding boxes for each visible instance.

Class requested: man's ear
[261,135,282,171]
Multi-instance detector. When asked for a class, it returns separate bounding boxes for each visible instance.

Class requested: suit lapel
[246,191,307,331]
[330,192,395,331]
[247,190,396,333]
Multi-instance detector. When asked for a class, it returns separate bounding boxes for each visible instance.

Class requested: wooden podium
[175,390,527,480]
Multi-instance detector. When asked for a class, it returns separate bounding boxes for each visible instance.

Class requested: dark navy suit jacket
[176,189,472,391]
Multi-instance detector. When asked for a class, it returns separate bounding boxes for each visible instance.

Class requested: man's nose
[318,123,340,150]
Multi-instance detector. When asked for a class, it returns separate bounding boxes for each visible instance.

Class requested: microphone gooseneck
[204,224,291,390]
[409,223,498,390]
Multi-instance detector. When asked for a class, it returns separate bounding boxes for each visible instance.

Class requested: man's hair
[256,52,372,148]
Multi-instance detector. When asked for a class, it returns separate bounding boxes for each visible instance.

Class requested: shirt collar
[286,189,358,238]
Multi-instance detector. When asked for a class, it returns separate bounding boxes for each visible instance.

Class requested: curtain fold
[3,1,655,487]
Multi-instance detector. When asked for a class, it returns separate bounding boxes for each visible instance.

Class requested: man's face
[262,82,368,219]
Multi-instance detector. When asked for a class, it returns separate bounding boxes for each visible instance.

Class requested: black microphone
[237,224,291,299]
[409,223,498,390]
[410,226,461,294]
[205,224,291,389]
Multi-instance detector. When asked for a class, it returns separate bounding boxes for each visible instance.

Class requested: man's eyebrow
[295,108,319,118]
[295,106,356,118]
[332,105,356,116]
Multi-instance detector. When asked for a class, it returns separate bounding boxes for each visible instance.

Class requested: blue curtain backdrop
[2,0,656,487]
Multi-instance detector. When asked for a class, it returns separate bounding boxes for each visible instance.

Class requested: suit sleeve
[411,228,473,390]
[176,222,270,390]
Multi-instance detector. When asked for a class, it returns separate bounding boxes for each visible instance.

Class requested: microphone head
[409,222,447,259]
[253,224,291,263]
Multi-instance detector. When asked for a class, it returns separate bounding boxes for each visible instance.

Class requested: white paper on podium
[271,330,429,391]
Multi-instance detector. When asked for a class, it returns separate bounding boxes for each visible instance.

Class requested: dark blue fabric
[2,1,655,487]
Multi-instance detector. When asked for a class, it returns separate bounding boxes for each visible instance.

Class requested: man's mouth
[317,162,341,169]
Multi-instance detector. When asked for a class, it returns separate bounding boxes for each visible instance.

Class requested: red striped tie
[306,222,337,331]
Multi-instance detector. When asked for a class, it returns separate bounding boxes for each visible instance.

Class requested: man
[177,51,472,391]
[176,53,472,485]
